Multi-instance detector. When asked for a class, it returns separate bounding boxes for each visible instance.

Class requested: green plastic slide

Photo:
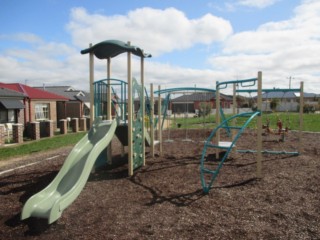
[21,118,117,224]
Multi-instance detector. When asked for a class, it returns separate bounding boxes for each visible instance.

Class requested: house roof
[261,91,296,99]
[303,92,320,98]
[0,87,26,98]
[0,99,25,109]
[171,92,232,102]
[75,95,90,102]
[260,91,320,99]
[0,83,68,100]
[33,86,90,102]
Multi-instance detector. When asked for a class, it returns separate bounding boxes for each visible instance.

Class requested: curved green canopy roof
[80,40,152,59]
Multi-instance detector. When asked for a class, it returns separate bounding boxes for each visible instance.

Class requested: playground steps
[201,167,217,175]
[205,141,235,150]
[200,111,260,193]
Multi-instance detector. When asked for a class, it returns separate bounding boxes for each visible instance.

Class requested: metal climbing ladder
[200,111,260,193]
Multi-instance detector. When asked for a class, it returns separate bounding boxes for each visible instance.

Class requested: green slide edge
[21,118,117,224]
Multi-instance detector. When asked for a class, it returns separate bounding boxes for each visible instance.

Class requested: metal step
[205,141,235,149]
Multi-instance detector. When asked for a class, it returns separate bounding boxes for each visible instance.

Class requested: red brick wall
[0,124,5,145]
[194,101,214,110]
[66,102,82,119]
[29,100,57,125]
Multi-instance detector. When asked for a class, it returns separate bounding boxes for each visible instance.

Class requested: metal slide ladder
[200,111,260,193]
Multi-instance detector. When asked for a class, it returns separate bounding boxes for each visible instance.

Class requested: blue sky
[0,0,319,93]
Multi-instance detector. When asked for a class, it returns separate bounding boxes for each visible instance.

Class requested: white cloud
[208,0,320,92]
[67,7,232,56]
[0,33,43,44]
[0,2,319,95]
[0,38,84,88]
[208,0,279,12]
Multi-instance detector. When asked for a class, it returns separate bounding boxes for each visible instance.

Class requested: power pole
[287,76,294,89]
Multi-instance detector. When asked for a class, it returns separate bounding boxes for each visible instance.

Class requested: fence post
[72,118,79,133]
[0,124,5,145]
[60,119,68,134]
[45,120,54,137]
[12,124,23,144]
[30,122,40,140]
[79,118,87,131]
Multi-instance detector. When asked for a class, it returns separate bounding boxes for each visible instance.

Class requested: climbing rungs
[201,168,217,175]
[205,141,235,149]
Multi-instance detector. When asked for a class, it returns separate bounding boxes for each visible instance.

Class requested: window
[35,103,50,120]
[8,110,15,122]
[0,109,16,123]
[0,109,6,123]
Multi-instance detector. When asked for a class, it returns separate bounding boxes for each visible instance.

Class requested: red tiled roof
[0,83,68,100]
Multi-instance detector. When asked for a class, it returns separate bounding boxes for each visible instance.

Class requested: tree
[199,102,211,117]
[236,95,247,108]
[270,98,279,111]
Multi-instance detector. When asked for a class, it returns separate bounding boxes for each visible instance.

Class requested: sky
[0,0,319,94]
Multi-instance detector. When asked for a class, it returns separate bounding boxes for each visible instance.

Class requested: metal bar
[236,88,301,93]
[154,87,216,95]
[237,149,299,155]
[217,78,257,90]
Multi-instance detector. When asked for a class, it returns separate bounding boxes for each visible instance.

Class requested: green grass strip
[171,112,320,132]
[0,132,86,161]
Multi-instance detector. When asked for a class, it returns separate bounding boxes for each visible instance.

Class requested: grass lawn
[172,112,320,132]
[0,112,318,161]
[0,132,86,161]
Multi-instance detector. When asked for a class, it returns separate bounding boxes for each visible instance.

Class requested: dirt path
[0,129,319,239]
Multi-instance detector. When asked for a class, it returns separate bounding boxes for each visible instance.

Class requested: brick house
[170,92,233,114]
[0,83,68,130]
[34,86,90,119]
[0,87,26,125]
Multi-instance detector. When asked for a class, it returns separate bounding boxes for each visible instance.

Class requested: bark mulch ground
[0,129,319,239]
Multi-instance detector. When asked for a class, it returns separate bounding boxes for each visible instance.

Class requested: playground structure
[200,72,304,193]
[20,40,305,224]
[259,89,302,142]
[21,40,155,224]
[154,87,216,144]
[235,83,304,154]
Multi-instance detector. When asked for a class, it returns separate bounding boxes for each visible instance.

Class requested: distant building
[34,86,90,119]
[0,87,26,125]
[170,92,233,114]
[260,91,320,112]
[0,83,68,127]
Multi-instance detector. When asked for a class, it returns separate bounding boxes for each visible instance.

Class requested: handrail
[236,88,301,93]
[216,78,257,90]
[200,111,260,193]
[205,111,259,142]
[154,87,215,95]
[94,78,128,85]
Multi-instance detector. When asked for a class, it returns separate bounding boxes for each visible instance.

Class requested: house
[0,87,26,125]
[132,96,162,116]
[0,83,68,129]
[260,91,297,112]
[170,92,233,114]
[34,86,90,119]
[302,93,320,111]
[259,91,320,112]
